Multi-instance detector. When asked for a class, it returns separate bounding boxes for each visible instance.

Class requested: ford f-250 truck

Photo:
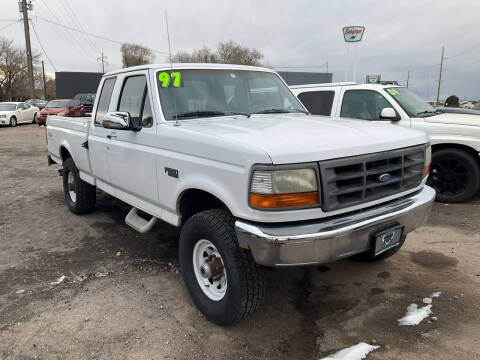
[290,83,480,203]
[46,64,435,326]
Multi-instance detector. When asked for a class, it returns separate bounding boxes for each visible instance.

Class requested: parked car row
[37,99,85,125]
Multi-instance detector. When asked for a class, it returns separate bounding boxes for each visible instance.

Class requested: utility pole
[41,60,47,99]
[436,46,444,106]
[406,70,410,88]
[20,0,35,98]
[97,52,107,73]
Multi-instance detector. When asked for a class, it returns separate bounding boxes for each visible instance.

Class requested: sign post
[343,26,365,82]
[366,75,381,84]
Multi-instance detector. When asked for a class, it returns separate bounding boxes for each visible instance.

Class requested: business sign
[343,26,365,42]
[366,75,381,84]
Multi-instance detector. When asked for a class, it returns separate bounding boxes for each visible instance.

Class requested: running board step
[125,207,158,233]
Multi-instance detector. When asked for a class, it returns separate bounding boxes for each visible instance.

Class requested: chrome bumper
[235,186,435,266]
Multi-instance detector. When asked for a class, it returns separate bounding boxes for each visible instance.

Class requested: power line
[31,21,57,72]
[445,42,480,60]
[0,20,20,32]
[60,0,99,53]
[36,1,97,64]
[35,15,170,55]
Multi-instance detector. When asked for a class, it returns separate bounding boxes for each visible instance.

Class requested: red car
[37,99,84,125]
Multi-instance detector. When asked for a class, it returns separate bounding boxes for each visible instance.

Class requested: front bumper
[235,186,435,266]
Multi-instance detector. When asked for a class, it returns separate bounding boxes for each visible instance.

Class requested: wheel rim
[192,239,227,301]
[428,157,469,196]
[67,172,76,203]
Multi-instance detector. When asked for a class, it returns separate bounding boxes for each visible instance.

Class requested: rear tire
[32,113,37,124]
[9,116,17,127]
[179,209,265,326]
[62,157,96,214]
[427,148,480,203]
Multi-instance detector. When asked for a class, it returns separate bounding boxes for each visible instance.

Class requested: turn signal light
[250,192,319,209]
[423,164,430,178]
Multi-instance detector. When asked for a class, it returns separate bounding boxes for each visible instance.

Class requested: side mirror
[103,112,140,131]
[380,107,398,120]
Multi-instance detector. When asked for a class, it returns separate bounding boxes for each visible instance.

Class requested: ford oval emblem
[379,173,391,182]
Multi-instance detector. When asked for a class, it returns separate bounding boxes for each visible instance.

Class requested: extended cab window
[117,75,152,128]
[297,91,334,116]
[95,77,116,126]
[340,90,392,120]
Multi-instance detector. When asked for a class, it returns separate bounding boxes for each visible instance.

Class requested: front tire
[62,157,96,214]
[427,148,480,203]
[179,209,265,326]
[9,116,17,127]
[32,113,37,124]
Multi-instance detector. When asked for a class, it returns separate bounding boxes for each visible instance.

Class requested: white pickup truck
[47,64,434,325]
[290,83,480,203]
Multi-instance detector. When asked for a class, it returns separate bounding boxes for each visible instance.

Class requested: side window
[340,90,392,120]
[297,91,334,116]
[118,75,152,128]
[95,77,117,126]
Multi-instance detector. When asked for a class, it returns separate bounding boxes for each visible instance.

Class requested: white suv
[291,83,480,203]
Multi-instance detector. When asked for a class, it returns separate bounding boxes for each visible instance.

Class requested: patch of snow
[50,275,66,286]
[320,343,380,360]
[423,297,432,304]
[398,304,432,326]
[431,291,441,298]
[15,289,25,294]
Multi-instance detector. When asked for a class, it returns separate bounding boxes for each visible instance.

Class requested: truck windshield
[0,104,16,111]
[385,87,437,117]
[157,69,307,120]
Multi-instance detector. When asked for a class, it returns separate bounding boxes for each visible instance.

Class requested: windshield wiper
[416,110,438,117]
[253,108,308,114]
[175,110,226,119]
[174,110,251,119]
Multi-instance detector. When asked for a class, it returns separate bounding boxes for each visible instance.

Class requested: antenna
[164,11,179,125]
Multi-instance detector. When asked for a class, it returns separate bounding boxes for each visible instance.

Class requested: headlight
[424,144,431,178]
[250,167,320,209]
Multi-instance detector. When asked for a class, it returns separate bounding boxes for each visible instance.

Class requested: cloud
[2,0,479,99]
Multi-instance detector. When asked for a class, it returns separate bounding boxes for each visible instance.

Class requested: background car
[73,93,96,114]
[37,99,85,125]
[25,99,48,110]
[436,106,480,116]
[0,102,39,127]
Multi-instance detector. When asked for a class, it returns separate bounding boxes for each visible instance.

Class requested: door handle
[107,134,117,140]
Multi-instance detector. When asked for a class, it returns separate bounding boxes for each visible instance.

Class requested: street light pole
[21,0,35,98]
[436,46,444,106]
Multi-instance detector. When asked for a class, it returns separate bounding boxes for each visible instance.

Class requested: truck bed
[47,115,92,179]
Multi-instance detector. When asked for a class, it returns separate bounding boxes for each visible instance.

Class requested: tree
[171,41,264,66]
[120,42,155,68]
[0,37,39,101]
[444,95,459,107]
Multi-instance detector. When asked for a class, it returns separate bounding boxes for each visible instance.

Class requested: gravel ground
[1,124,479,360]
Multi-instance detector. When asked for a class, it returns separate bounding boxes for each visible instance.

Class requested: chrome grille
[319,145,426,211]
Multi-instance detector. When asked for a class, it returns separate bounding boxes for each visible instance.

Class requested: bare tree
[0,37,39,101]
[171,41,264,66]
[120,42,155,68]
[216,41,263,66]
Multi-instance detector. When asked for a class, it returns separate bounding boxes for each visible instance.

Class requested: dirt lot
[0,124,479,360]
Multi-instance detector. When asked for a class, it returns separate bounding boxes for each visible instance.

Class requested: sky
[1,0,479,101]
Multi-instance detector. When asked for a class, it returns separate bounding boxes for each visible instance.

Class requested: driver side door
[106,71,158,206]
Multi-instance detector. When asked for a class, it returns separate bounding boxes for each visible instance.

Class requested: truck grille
[319,145,426,211]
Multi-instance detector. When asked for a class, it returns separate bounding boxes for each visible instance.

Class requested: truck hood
[424,113,480,127]
[180,114,429,164]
